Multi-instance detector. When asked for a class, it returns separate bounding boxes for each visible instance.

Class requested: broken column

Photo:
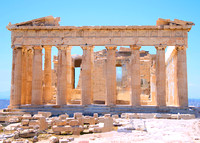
[105,45,117,106]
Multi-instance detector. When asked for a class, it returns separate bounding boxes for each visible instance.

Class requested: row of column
[10,44,188,107]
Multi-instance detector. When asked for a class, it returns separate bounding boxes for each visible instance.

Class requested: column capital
[13,45,23,49]
[155,44,167,50]
[175,45,186,51]
[33,45,42,50]
[57,45,72,50]
[43,45,52,50]
[80,44,94,50]
[130,45,141,50]
[105,44,117,50]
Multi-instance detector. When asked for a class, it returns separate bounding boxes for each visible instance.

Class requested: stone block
[180,114,195,119]
[138,113,154,119]
[59,139,69,143]
[72,126,84,135]
[102,117,113,132]
[154,113,171,119]
[121,113,128,119]
[29,120,40,127]
[93,113,98,118]
[69,120,79,126]
[21,119,29,126]
[52,125,72,133]
[54,119,67,126]
[77,117,84,126]
[74,112,82,119]
[33,114,44,119]
[0,116,7,122]
[7,117,20,123]
[112,114,119,119]
[0,124,2,131]
[59,114,69,120]
[22,114,32,120]
[104,114,111,117]
[49,136,59,143]
[38,112,52,118]
[128,113,138,119]
[39,117,48,131]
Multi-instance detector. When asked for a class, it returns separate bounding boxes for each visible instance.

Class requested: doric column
[105,45,117,106]
[155,45,167,106]
[66,46,72,103]
[13,46,23,106]
[21,47,27,105]
[56,45,70,105]
[80,44,94,105]
[10,47,17,107]
[176,45,188,107]
[32,46,43,105]
[26,48,33,104]
[130,45,141,106]
[43,46,52,104]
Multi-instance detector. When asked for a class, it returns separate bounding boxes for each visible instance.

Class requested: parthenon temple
[6,16,195,113]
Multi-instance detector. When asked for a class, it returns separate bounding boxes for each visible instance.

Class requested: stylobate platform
[5,105,196,116]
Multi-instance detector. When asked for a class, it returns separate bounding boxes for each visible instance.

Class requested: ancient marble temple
[7,16,194,109]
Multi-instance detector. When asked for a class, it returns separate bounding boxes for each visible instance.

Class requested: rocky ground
[0,112,199,143]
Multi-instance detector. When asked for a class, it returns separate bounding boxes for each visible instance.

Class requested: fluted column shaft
[176,46,188,107]
[130,45,141,106]
[105,45,117,106]
[66,46,72,103]
[13,47,23,106]
[32,46,43,105]
[155,46,166,106]
[21,47,27,105]
[10,48,17,106]
[57,45,69,105]
[81,45,94,105]
[43,46,52,104]
[26,48,33,104]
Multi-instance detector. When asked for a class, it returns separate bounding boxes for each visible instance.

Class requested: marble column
[176,45,188,107]
[66,46,72,103]
[21,47,27,105]
[32,46,43,105]
[81,44,94,105]
[10,47,17,107]
[26,48,33,104]
[130,45,141,106]
[13,46,23,106]
[56,45,69,105]
[155,45,166,106]
[105,45,117,106]
[43,46,52,104]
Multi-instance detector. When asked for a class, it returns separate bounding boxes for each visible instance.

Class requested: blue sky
[0,0,199,99]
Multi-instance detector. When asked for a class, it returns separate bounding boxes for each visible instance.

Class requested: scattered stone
[74,112,82,119]
[59,139,69,143]
[22,114,32,120]
[21,119,29,126]
[19,129,36,138]
[39,117,48,131]
[68,137,74,141]
[49,136,59,143]
[38,112,52,118]
[33,136,38,142]
[0,124,2,131]
[93,113,98,118]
